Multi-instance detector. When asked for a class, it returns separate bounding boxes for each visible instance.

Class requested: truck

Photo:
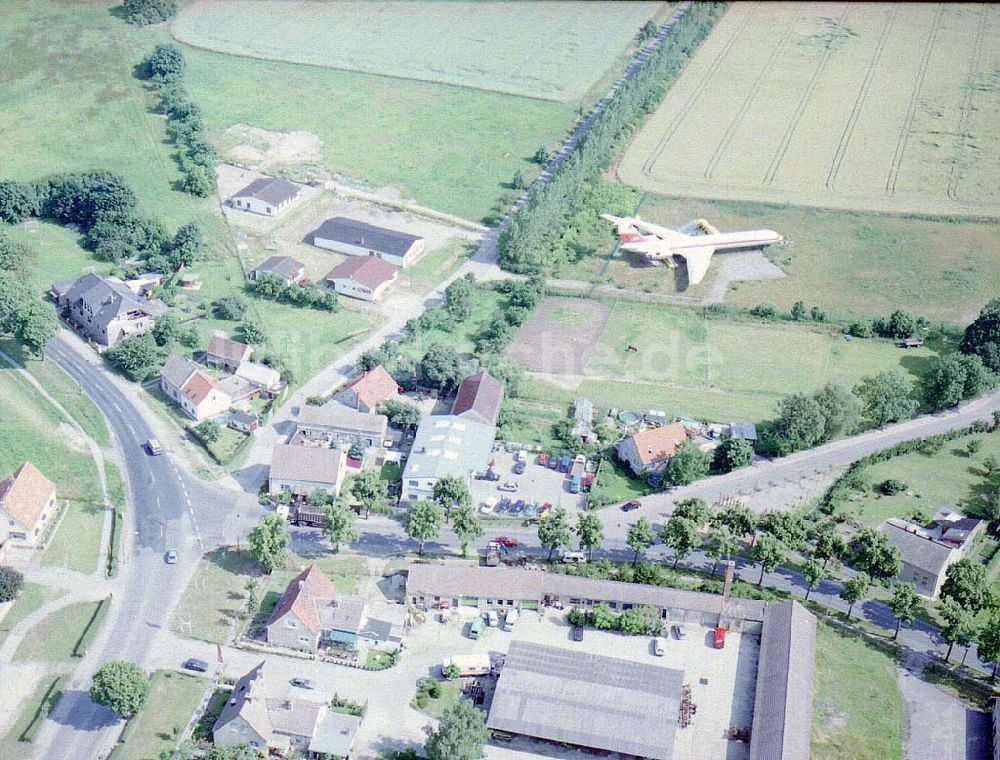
[570,454,587,478]
[484,542,501,567]
[442,654,492,678]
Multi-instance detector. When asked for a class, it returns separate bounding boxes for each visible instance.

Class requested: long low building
[297,403,388,449]
[405,563,766,631]
[487,641,682,760]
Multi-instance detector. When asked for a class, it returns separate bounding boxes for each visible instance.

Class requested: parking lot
[471,450,588,518]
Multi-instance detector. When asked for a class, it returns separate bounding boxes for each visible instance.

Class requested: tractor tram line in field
[948,2,990,203]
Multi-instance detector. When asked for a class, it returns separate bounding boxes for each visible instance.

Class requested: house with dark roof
[204,332,252,373]
[312,217,425,267]
[213,661,361,756]
[52,273,166,348]
[229,409,260,434]
[297,404,388,448]
[727,422,759,444]
[881,517,968,597]
[0,462,57,550]
[335,366,400,414]
[248,256,306,286]
[616,422,689,476]
[160,355,232,422]
[451,369,504,426]
[268,444,346,498]
[749,601,816,760]
[324,255,399,302]
[229,177,301,216]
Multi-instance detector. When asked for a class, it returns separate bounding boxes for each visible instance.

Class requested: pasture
[508,296,945,426]
[172,0,663,102]
[619,3,1000,218]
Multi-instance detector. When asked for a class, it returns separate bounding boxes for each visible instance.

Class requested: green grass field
[14,600,107,662]
[0,584,64,647]
[173,0,660,102]
[110,671,206,760]
[171,547,258,644]
[181,46,575,220]
[623,196,1000,324]
[42,500,105,574]
[847,428,1000,529]
[811,622,903,760]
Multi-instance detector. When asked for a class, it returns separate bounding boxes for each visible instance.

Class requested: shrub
[0,565,25,603]
[751,302,779,318]
[426,680,442,699]
[143,43,185,83]
[122,0,177,26]
[878,478,908,496]
[212,296,247,321]
[848,320,875,338]
[193,420,221,443]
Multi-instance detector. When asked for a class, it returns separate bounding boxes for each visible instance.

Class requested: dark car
[513,461,526,475]
[290,678,315,689]
[571,626,585,642]
[182,658,209,673]
[621,500,641,512]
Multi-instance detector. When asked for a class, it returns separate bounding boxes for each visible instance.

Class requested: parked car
[468,617,485,640]
[513,461,526,475]
[290,678,315,689]
[494,536,519,548]
[571,626,585,642]
[503,608,519,631]
[164,550,178,564]
[498,482,518,492]
[538,453,550,467]
[653,637,667,656]
[146,438,163,456]
[548,456,560,470]
[183,658,209,673]
[671,624,688,640]
[559,455,572,473]
[515,450,527,464]
[713,626,727,649]
[569,474,582,494]
[483,469,500,481]
[621,500,641,512]
[486,610,499,627]
[561,550,587,565]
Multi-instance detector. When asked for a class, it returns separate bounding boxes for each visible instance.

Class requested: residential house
[213,661,362,757]
[268,444,346,498]
[122,272,163,297]
[229,177,301,217]
[297,404,388,448]
[881,518,964,598]
[932,510,984,549]
[312,217,425,267]
[229,409,260,434]
[401,416,495,503]
[451,369,504,426]
[324,255,399,302]
[615,422,689,476]
[160,355,232,422]
[267,565,389,654]
[205,332,252,373]
[52,273,166,348]
[248,256,306,286]
[236,361,284,399]
[0,462,57,550]
[334,365,400,414]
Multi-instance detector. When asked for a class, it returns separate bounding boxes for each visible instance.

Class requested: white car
[498,482,518,493]
[653,637,667,656]
[146,438,163,456]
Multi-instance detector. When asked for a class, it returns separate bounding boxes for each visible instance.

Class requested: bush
[848,320,875,338]
[0,565,25,603]
[426,680,442,699]
[879,478,908,496]
[750,302,779,319]
[193,420,221,443]
[122,0,177,26]
[212,296,247,321]
[0,180,40,224]
[143,43,185,82]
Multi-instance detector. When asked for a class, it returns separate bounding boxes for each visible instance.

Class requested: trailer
[442,654,492,678]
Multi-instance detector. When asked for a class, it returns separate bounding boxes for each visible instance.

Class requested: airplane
[602,214,783,285]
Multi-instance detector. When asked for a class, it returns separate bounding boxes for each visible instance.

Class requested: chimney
[722,560,736,602]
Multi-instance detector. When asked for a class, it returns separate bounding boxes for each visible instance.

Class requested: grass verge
[14,599,109,662]
[0,675,67,753]
[171,547,258,644]
[0,584,64,646]
[109,670,207,760]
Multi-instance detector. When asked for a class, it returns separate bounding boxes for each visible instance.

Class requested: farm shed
[229,177,301,216]
[312,217,425,267]
[323,255,399,302]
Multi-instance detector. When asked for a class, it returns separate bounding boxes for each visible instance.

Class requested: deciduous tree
[575,512,604,561]
[960,299,1000,373]
[404,500,444,555]
[322,499,359,553]
[940,557,992,614]
[664,440,711,485]
[0,566,24,603]
[538,507,571,561]
[705,525,738,577]
[425,699,489,760]
[712,437,754,472]
[247,514,290,574]
[90,661,150,717]
[419,343,463,392]
[432,475,472,524]
[626,516,657,566]
[888,582,918,641]
[451,505,483,558]
[751,533,786,588]
[854,371,918,428]
[659,516,696,569]
[851,528,901,586]
[802,558,828,601]
[839,572,870,620]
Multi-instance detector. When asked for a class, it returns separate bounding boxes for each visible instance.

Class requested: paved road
[613,388,1000,523]
[32,337,250,760]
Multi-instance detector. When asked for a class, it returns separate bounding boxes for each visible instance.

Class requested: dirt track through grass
[620,2,1000,217]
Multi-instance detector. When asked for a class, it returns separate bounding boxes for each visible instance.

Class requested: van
[503,608,519,631]
[561,550,587,565]
[468,617,485,639]
[570,474,582,494]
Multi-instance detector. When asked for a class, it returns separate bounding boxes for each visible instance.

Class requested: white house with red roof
[335,365,400,414]
[324,255,399,302]
[615,422,689,476]
[0,462,57,549]
[160,355,233,422]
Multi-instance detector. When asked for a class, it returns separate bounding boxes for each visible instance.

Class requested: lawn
[171,547,258,644]
[811,621,903,760]
[619,196,1000,324]
[110,671,207,760]
[414,678,464,720]
[0,584,64,647]
[181,46,576,220]
[0,369,104,503]
[405,241,478,296]
[173,0,661,102]
[14,599,108,662]
[0,675,67,755]
[268,552,367,598]
[847,428,1000,528]
[42,500,105,574]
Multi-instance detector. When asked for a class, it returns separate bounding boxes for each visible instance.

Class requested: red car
[621,500,641,512]
[538,453,550,467]
[713,626,727,649]
[494,536,519,548]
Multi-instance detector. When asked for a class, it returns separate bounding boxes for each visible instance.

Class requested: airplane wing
[675,245,717,285]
